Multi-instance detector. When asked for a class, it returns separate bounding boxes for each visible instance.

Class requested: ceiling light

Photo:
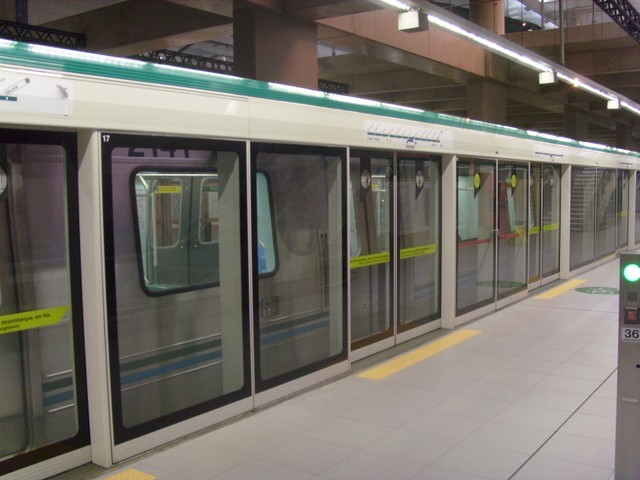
[398,10,429,32]
[539,71,557,84]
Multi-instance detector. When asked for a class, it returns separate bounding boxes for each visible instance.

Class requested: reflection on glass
[398,157,440,327]
[595,169,616,259]
[107,141,247,438]
[349,153,392,347]
[255,147,345,385]
[542,165,561,277]
[529,164,541,282]
[456,159,495,313]
[0,143,81,460]
[570,167,596,269]
[497,163,528,299]
[617,170,629,249]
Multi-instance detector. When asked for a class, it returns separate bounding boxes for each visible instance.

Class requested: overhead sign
[365,120,453,149]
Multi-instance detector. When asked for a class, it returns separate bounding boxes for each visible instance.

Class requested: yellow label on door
[0,306,69,334]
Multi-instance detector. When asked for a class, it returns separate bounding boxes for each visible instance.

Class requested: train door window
[103,134,249,444]
[595,168,616,259]
[0,131,88,474]
[253,144,346,390]
[256,172,277,275]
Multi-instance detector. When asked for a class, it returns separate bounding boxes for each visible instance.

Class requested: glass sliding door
[541,165,561,277]
[456,158,496,314]
[102,134,249,444]
[349,151,392,349]
[570,167,596,269]
[496,162,528,299]
[529,164,542,284]
[253,144,346,390]
[397,155,440,330]
[617,170,629,250]
[0,131,88,474]
[595,168,617,259]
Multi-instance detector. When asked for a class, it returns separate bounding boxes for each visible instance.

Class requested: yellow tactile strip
[535,278,586,300]
[358,329,482,380]
[102,468,156,480]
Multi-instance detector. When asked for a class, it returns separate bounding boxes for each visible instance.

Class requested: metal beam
[0,19,85,48]
[593,0,640,44]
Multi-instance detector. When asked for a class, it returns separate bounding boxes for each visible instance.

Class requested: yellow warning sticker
[0,306,69,335]
[155,185,181,194]
[350,252,390,269]
[400,244,438,260]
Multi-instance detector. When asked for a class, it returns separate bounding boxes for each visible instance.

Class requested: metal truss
[0,19,85,49]
[133,49,349,94]
[594,0,640,43]
[132,50,235,75]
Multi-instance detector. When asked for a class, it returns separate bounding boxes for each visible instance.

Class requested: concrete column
[564,107,589,141]
[233,2,318,89]
[467,79,507,125]
[470,0,505,34]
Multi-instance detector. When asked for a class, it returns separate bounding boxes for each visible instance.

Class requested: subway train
[0,39,638,479]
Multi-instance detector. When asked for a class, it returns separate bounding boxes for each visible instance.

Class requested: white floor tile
[322,451,424,480]
[511,456,613,480]
[304,417,393,449]
[432,441,529,479]
[364,429,458,465]
[402,410,485,441]
[537,432,615,469]
[211,457,315,480]
[432,393,509,420]
[257,436,357,475]
[464,420,553,454]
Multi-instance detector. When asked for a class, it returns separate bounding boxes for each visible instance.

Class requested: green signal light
[623,263,640,282]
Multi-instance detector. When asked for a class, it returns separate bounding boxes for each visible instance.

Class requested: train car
[0,39,638,479]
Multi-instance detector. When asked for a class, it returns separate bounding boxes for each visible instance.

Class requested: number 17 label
[622,327,640,342]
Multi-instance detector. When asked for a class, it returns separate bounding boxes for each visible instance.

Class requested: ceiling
[4,0,640,150]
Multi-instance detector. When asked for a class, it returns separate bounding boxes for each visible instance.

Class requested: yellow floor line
[535,278,586,300]
[103,469,156,480]
[358,329,482,380]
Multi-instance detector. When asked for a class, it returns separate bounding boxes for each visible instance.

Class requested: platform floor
[78,260,620,480]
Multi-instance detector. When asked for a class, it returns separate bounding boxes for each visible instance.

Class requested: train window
[153,177,182,248]
[199,177,219,244]
[256,172,277,274]
[133,171,221,294]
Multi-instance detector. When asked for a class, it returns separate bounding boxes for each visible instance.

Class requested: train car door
[0,131,89,477]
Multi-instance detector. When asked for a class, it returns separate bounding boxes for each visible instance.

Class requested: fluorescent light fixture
[426,13,552,73]
[398,10,429,32]
[607,98,620,110]
[538,71,557,84]
[556,72,616,101]
[622,101,640,116]
[374,0,412,11]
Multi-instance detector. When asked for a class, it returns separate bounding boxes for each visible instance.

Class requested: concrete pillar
[470,0,505,35]
[564,107,589,141]
[233,1,318,89]
[467,79,507,125]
